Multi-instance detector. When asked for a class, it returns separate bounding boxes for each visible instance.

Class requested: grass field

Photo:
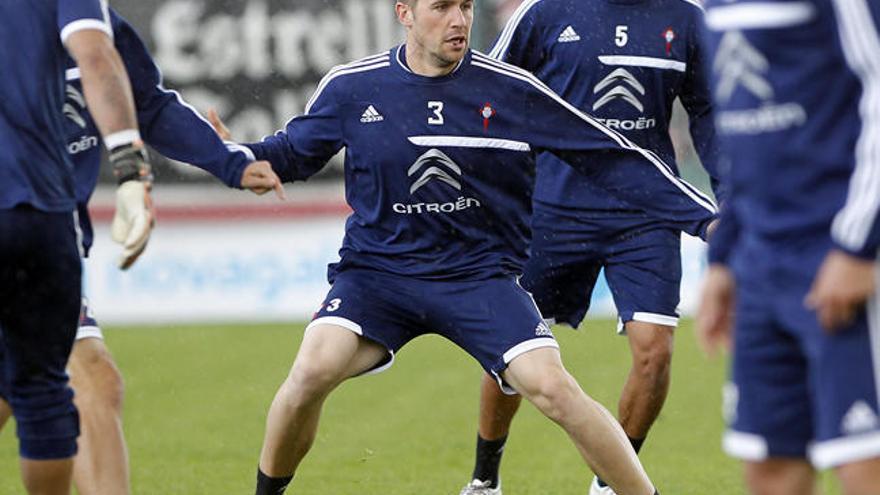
[0,320,843,494]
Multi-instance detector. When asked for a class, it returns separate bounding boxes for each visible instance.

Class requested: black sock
[596,436,647,488]
[628,435,646,454]
[255,468,293,495]
[471,433,507,489]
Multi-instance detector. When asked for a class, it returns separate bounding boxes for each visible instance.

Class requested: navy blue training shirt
[245,46,718,281]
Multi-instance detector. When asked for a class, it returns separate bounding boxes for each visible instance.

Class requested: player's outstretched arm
[506,72,717,238]
[204,109,285,199]
[100,11,281,198]
[680,7,727,203]
[217,75,346,185]
[65,26,154,270]
[240,162,286,200]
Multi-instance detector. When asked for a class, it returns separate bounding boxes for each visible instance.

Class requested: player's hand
[208,109,285,200]
[111,180,155,270]
[207,108,231,141]
[109,143,155,270]
[696,264,735,357]
[805,250,876,332]
[241,161,286,200]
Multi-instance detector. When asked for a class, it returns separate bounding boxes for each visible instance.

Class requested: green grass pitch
[0,320,843,494]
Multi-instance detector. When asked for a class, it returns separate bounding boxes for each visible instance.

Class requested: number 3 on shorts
[326,298,342,312]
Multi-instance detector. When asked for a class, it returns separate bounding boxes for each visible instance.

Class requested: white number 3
[428,101,444,125]
[615,25,628,47]
[326,298,342,312]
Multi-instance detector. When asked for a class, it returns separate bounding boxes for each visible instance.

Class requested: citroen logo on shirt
[592,68,646,113]
[407,148,462,194]
[63,85,88,129]
[711,30,806,134]
[713,31,773,104]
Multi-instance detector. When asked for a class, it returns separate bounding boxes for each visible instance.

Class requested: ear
[395,2,414,28]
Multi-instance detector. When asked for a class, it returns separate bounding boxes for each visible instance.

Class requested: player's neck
[404,41,461,77]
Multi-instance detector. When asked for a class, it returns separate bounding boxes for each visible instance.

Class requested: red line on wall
[89,202,351,223]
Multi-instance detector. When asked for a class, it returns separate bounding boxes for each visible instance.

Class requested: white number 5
[615,25,628,47]
[428,101,444,125]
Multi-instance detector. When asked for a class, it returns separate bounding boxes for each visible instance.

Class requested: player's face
[399,0,474,68]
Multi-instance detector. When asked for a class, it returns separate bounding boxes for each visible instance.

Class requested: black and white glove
[109,144,155,270]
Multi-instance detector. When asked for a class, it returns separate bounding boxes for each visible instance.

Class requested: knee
[521,369,580,422]
[70,348,125,414]
[284,360,344,403]
[630,334,673,380]
[836,458,880,495]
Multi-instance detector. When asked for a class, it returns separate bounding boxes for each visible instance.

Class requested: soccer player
[459,1,723,493]
[696,0,880,493]
[0,7,282,495]
[228,0,718,493]
[0,1,148,493]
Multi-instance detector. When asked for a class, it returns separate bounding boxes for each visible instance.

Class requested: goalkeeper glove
[109,143,155,270]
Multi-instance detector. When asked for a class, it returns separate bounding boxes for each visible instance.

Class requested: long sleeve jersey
[62,9,253,254]
[0,0,110,213]
[490,0,723,233]
[243,46,716,282]
[704,0,880,265]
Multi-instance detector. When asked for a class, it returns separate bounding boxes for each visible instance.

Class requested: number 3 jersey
[244,46,717,282]
[489,0,722,233]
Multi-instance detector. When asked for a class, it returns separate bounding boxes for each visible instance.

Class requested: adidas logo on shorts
[360,105,384,123]
[842,400,879,435]
[535,321,553,337]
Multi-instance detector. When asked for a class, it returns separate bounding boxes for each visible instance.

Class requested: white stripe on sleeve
[487,0,543,60]
[60,19,113,44]
[830,0,880,253]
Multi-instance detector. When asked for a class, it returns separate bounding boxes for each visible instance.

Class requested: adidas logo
[535,321,553,337]
[557,25,580,43]
[360,105,384,123]
[842,400,879,435]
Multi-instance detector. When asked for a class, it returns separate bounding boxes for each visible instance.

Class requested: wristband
[109,143,152,184]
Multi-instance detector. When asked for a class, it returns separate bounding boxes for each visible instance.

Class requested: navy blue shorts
[724,244,880,468]
[0,207,81,459]
[521,210,681,331]
[308,269,558,393]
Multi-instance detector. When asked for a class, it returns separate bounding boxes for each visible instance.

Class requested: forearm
[142,96,249,188]
[244,135,329,183]
[558,148,718,238]
[75,41,138,141]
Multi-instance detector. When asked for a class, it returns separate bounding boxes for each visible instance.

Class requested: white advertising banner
[85,217,345,324]
[85,217,708,325]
